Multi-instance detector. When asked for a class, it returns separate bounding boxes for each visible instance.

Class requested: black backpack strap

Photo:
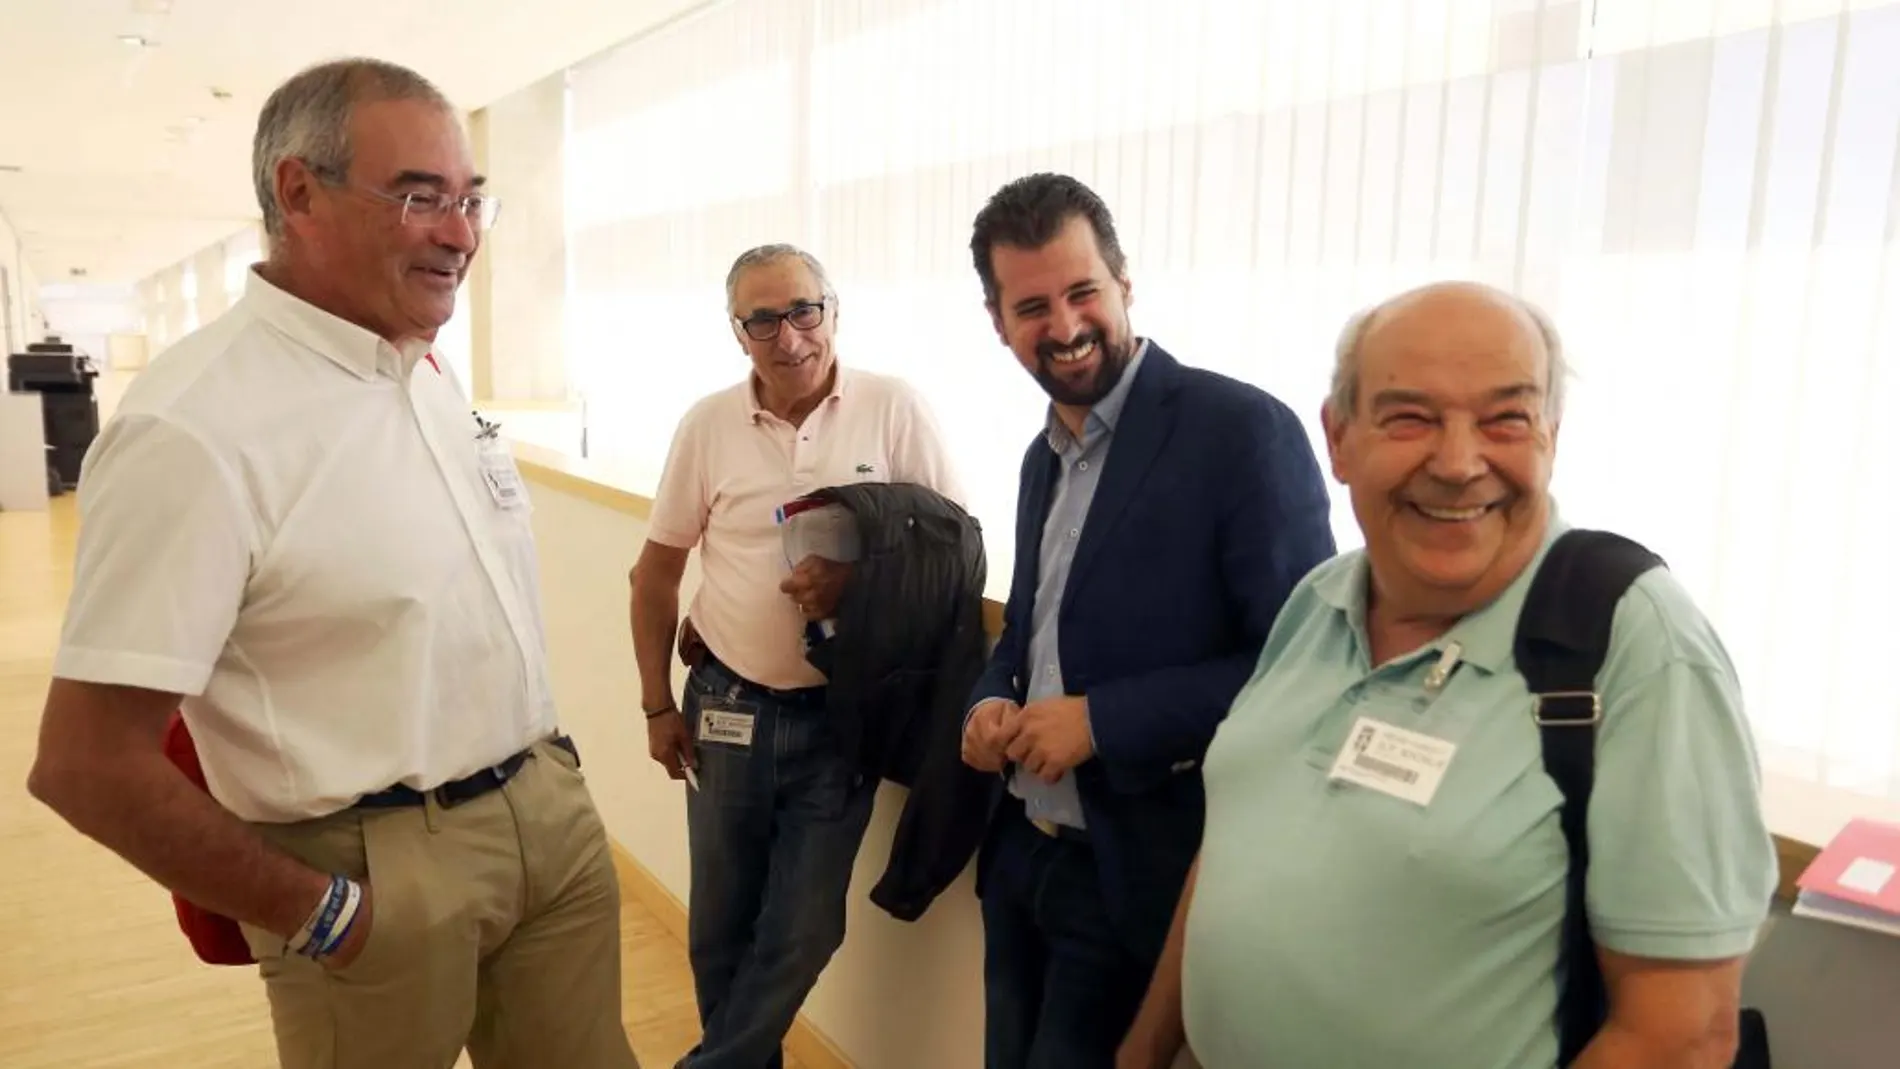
[1513,528,1665,1066]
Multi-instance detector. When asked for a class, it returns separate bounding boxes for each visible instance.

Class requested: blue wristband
[315,883,361,959]
[299,875,349,959]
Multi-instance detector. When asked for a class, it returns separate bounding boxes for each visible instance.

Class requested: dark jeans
[982,814,1155,1069]
[679,656,877,1069]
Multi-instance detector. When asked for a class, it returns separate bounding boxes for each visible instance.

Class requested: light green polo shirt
[1182,525,1777,1069]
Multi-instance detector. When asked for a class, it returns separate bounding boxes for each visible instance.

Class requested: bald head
[1320,280,1563,626]
[1328,282,1566,423]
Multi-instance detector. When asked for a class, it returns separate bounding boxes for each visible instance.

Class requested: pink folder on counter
[1793,818,1900,938]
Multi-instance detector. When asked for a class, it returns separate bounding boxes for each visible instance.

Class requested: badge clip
[1423,641,1463,694]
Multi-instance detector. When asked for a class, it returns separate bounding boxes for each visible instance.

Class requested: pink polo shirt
[648,365,966,690]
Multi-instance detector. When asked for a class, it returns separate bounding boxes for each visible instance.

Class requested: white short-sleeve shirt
[53,269,557,823]
[647,365,965,691]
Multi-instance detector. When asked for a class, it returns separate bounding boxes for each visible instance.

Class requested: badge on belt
[698,685,758,748]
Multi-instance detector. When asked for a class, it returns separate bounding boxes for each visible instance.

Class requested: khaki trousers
[239,738,639,1069]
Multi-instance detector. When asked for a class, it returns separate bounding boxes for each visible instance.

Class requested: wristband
[644,704,678,720]
[310,879,364,960]
[285,874,348,957]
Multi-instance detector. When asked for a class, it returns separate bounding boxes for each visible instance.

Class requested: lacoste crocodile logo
[856,463,876,474]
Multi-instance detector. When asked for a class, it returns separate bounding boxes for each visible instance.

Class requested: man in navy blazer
[960,172,1338,1068]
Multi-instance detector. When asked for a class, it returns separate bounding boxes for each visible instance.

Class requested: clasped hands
[960,695,1093,781]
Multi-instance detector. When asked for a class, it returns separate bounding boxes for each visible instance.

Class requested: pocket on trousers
[241,810,373,969]
[542,736,584,780]
[327,810,406,982]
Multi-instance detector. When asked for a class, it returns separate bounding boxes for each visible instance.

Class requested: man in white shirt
[26,58,638,1069]
[629,244,964,1069]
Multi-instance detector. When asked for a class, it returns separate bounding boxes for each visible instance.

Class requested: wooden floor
[0,495,784,1068]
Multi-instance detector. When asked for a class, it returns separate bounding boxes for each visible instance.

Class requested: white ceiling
[0,0,702,286]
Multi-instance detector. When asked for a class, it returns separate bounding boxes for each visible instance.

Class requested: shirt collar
[747,362,849,424]
[1043,337,1150,450]
[241,267,433,382]
[1314,507,1571,674]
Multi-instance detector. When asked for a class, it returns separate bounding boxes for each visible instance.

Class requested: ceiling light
[118,33,150,47]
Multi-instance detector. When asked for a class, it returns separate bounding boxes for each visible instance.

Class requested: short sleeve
[1585,574,1778,960]
[52,415,254,697]
[888,381,967,507]
[646,407,708,549]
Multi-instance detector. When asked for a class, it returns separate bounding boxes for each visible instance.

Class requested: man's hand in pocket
[320,883,375,970]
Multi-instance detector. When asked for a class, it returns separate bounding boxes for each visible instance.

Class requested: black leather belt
[698,652,827,710]
[355,734,578,810]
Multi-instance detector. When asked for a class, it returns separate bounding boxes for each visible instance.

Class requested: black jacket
[801,481,996,922]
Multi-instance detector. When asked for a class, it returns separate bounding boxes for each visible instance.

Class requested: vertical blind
[565,0,1900,820]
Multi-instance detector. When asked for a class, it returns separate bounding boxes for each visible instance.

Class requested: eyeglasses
[735,299,830,341]
[308,162,501,232]
[361,186,501,232]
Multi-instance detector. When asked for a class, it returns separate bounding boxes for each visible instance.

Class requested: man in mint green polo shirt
[1115,281,1777,1069]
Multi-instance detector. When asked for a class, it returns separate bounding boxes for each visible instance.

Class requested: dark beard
[1033,330,1133,407]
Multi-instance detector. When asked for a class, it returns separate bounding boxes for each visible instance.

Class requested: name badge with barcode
[699,708,756,748]
[479,445,527,510]
[1327,716,1455,807]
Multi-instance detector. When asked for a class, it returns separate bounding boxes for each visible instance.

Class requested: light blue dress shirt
[1010,341,1149,829]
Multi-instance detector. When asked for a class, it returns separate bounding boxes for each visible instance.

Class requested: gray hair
[252,57,454,242]
[1326,283,1569,421]
[724,243,836,314]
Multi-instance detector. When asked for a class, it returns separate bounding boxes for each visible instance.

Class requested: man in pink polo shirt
[628,243,963,1069]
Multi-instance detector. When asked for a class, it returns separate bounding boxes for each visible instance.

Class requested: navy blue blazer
[970,342,1337,962]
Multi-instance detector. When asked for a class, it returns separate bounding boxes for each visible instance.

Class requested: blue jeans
[982,815,1154,1069]
[679,656,877,1069]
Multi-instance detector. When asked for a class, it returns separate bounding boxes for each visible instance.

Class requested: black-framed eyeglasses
[735,298,830,341]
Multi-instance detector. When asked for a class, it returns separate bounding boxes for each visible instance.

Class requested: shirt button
[1068,527,1080,539]
[1046,666,1057,677]
[1078,460,1090,471]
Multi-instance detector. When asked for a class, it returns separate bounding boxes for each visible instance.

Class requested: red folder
[160,711,257,965]
[1793,818,1900,938]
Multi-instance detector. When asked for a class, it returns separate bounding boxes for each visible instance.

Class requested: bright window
[563,0,1900,828]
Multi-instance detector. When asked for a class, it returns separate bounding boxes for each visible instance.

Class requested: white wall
[36,283,143,427]
[524,468,987,1069]
[0,391,49,511]
[0,204,45,357]
[132,222,262,359]
[483,72,570,402]
[37,282,140,363]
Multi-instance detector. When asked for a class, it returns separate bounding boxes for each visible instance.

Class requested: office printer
[7,336,101,493]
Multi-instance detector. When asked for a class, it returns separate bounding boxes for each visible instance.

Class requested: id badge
[1327,716,1456,807]
[697,690,759,748]
[478,441,527,510]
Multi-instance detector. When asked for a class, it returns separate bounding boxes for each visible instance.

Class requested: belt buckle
[434,757,517,810]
